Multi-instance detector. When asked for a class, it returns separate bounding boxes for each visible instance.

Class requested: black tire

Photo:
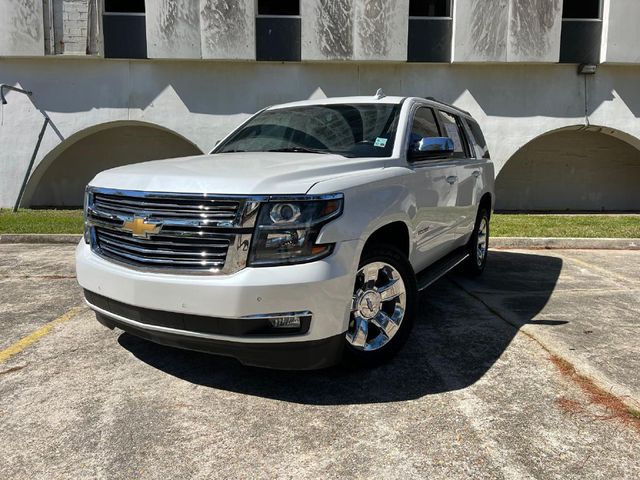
[343,244,417,366]
[464,207,490,275]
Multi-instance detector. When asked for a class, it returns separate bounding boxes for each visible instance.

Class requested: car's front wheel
[344,245,417,365]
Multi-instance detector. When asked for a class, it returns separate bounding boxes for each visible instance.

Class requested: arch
[22,121,203,207]
[495,125,640,212]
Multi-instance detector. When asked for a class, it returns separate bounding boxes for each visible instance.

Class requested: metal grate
[86,188,256,274]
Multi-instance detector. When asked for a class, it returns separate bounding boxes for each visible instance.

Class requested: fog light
[242,311,312,334]
[269,316,302,329]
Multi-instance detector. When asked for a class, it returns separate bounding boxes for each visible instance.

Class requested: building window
[256,0,301,61]
[409,0,451,18]
[258,0,300,16]
[103,0,147,59]
[105,0,145,14]
[407,1,452,62]
[562,0,601,19]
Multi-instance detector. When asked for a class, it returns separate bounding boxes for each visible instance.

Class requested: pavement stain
[550,354,640,434]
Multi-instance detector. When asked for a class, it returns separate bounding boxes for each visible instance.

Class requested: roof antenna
[374,88,386,99]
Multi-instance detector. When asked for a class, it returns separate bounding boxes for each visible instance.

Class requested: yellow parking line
[0,306,85,364]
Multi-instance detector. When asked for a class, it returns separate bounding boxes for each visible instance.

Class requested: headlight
[248,195,343,267]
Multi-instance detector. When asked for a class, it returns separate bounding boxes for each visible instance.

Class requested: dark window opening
[409,107,441,148]
[562,0,600,19]
[437,111,467,158]
[409,0,451,17]
[258,0,299,16]
[105,0,145,13]
[103,0,146,58]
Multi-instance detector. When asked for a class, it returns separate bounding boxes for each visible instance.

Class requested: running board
[416,248,469,291]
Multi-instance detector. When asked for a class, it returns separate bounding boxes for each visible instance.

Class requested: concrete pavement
[0,244,638,479]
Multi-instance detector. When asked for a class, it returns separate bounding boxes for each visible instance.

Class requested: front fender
[310,167,416,258]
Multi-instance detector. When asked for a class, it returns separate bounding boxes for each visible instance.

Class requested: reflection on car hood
[90,152,388,195]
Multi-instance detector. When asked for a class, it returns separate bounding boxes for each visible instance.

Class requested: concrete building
[1,0,639,211]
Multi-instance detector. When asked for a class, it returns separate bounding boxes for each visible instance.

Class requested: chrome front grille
[86,188,258,274]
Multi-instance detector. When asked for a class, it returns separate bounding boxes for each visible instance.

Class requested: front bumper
[76,240,359,368]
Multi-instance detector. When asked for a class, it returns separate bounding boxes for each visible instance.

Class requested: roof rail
[424,96,471,117]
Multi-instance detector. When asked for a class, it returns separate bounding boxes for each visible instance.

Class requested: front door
[406,106,461,272]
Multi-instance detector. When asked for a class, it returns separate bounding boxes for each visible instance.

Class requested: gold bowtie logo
[122,217,162,238]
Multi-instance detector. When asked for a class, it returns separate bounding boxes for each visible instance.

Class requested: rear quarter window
[465,119,490,159]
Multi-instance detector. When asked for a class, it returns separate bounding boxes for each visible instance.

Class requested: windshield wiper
[266,147,329,154]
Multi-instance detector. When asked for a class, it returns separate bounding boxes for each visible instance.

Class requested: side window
[409,107,440,150]
[437,110,467,159]
[465,119,490,159]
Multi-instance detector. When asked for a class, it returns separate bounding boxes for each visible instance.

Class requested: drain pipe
[0,84,32,105]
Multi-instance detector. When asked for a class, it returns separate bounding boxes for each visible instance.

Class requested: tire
[465,207,490,275]
[343,244,417,366]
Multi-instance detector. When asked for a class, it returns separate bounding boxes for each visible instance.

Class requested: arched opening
[26,122,202,207]
[496,126,640,211]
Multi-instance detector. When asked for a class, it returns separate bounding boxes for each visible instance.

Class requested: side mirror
[408,136,454,161]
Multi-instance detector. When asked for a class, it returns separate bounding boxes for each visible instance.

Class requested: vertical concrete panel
[200,0,254,60]
[303,0,408,61]
[302,0,354,60]
[507,0,562,62]
[454,0,508,62]
[605,0,640,63]
[354,0,409,61]
[146,0,201,59]
[0,0,44,56]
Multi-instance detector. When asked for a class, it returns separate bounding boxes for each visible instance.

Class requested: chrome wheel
[346,261,407,352]
[476,217,488,267]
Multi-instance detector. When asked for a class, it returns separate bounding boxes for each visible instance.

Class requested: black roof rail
[424,96,471,117]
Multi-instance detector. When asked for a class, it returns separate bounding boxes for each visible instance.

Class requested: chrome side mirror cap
[416,137,454,153]
[408,137,455,161]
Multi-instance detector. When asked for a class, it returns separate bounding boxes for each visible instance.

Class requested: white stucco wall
[0,58,639,208]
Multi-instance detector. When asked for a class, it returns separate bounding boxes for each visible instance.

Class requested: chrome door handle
[472,170,481,178]
[446,175,458,185]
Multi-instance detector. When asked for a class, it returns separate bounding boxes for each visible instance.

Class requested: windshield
[215,103,401,158]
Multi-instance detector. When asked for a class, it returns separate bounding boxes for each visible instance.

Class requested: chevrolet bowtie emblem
[122,217,162,238]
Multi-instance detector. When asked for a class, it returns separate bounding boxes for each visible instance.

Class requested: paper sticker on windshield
[374,137,388,148]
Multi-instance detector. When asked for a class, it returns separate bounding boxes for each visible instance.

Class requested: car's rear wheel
[465,207,490,275]
[344,245,417,365]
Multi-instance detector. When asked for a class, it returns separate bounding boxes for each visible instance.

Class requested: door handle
[446,175,458,185]
[472,170,481,178]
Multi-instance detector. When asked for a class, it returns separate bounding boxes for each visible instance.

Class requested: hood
[90,152,387,195]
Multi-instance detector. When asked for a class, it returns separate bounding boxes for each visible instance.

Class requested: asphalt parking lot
[1,244,639,479]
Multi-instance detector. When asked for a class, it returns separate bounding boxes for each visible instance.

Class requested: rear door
[436,110,477,240]
[406,106,461,271]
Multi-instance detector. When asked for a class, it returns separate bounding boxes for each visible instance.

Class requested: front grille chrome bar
[86,187,260,275]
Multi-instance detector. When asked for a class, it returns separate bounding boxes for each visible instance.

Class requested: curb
[0,234,82,244]
[491,237,640,250]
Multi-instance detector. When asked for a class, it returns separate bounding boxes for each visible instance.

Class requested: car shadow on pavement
[118,251,563,405]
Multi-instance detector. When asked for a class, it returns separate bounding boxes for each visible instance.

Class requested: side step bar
[416,247,469,291]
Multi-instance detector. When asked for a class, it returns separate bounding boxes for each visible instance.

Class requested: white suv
[76,93,494,369]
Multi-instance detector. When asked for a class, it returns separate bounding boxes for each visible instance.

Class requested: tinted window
[105,0,145,13]
[409,0,451,17]
[409,107,440,150]
[258,0,299,16]
[216,104,401,158]
[465,119,490,159]
[437,111,466,158]
[562,0,600,19]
